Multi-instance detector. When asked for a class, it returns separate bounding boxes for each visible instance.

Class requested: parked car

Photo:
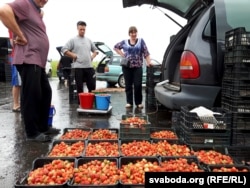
[56,46,72,82]
[95,42,161,88]
[123,0,250,110]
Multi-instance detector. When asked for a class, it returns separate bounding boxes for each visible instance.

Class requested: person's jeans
[122,67,143,105]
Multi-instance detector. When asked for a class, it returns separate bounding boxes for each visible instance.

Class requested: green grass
[50,61,99,77]
[51,61,59,77]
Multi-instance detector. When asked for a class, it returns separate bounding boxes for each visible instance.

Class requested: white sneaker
[137,104,143,108]
[125,104,132,108]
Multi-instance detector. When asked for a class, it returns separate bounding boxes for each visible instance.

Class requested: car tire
[118,74,125,88]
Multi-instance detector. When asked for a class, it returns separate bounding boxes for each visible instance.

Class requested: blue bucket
[95,94,111,110]
[48,105,56,127]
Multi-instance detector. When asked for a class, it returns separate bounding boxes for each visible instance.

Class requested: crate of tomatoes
[150,127,179,142]
[15,157,76,188]
[69,157,119,187]
[120,115,150,140]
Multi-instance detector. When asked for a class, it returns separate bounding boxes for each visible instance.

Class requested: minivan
[123,0,250,110]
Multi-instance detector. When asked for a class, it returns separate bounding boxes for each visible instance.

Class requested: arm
[114,48,125,58]
[64,50,77,61]
[114,40,125,58]
[141,38,152,67]
[0,4,27,45]
[145,55,152,67]
[91,51,98,61]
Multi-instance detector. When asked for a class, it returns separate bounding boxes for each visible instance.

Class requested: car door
[122,0,210,19]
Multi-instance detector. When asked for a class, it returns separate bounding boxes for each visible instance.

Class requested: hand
[73,54,77,61]
[14,35,27,46]
[146,61,152,67]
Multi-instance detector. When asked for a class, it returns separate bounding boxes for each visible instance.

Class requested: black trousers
[74,68,96,96]
[16,64,52,137]
[122,66,143,106]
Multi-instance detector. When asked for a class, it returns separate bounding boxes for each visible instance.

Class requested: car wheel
[118,74,125,88]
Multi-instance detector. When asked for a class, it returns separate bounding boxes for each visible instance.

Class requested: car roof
[122,0,212,20]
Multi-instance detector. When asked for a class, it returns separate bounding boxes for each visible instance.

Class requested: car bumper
[154,84,221,110]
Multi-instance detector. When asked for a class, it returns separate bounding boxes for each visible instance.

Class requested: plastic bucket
[95,94,111,110]
[48,105,56,127]
[79,93,95,109]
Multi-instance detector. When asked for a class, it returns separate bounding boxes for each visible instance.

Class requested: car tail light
[104,66,109,72]
[180,51,200,79]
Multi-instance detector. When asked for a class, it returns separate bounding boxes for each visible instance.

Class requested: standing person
[61,21,98,102]
[0,0,60,142]
[8,30,21,113]
[114,26,152,108]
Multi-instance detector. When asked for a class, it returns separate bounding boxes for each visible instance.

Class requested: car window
[158,0,197,13]
[111,56,122,66]
[215,0,250,41]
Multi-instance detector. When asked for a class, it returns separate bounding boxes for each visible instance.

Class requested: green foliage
[51,61,59,77]
[50,60,99,77]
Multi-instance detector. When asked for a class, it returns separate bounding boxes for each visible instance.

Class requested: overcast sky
[1,0,186,62]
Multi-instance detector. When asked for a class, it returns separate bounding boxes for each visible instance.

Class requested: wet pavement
[0,78,172,187]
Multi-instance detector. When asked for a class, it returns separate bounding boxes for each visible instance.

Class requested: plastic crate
[120,115,150,138]
[68,157,119,188]
[171,111,181,135]
[47,140,85,158]
[15,157,76,188]
[231,129,250,146]
[69,75,78,104]
[120,124,150,140]
[223,65,250,81]
[88,128,119,140]
[232,112,250,130]
[180,123,231,146]
[119,157,160,188]
[121,114,149,124]
[150,127,178,141]
[160,156,205,172]
[151,139,192,157]
[85,140,120,157]
[222,79,250,97]
[225,27,250,50]
[221,94,250,113]
[226,146,250,165]
[207,164,250,172]
[224,46,250,64]
[60,128,92,140]
[190,146,235,169]
[180,106,231,130]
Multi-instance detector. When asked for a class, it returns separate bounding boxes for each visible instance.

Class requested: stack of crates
[68,72,78,104]
[119,114,150,140]
[145,64,162,109]
[179,106,232,146]
[221,27,250,146]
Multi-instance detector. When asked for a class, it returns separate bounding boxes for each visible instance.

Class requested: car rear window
[216,0,250,41]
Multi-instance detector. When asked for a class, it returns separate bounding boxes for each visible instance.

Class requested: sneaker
[44,127,61,135]
[26,133,52,142]
[125,104,132,108]
[137,104,144,108]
